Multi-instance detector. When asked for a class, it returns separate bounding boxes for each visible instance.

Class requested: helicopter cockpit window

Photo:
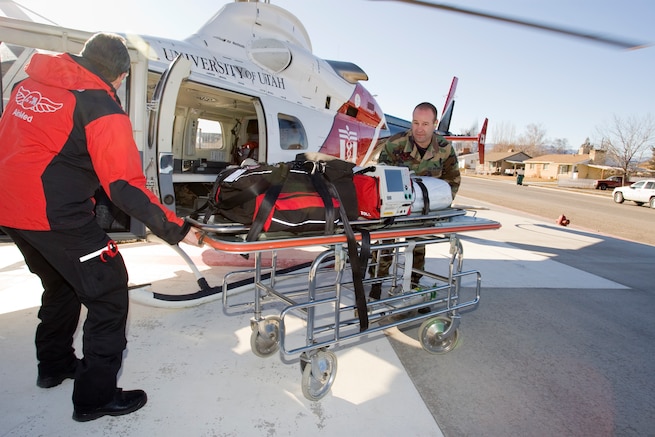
[278,115,307,150]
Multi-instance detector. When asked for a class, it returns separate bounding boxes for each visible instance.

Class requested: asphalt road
[457,176,655,246]
[388,175,655,437]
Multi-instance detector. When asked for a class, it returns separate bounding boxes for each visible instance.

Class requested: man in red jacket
[0,33,199,422]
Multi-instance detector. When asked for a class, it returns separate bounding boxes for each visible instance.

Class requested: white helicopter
[1,0,646,240]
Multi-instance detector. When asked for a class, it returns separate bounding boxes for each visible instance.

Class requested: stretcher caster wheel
[418,316,460,354]
[250,315,280,358]
[301,350,337,401]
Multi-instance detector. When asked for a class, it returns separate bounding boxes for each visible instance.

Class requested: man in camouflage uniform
[369,102,460,299]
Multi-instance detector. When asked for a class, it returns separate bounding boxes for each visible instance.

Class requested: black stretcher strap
[245,163,290,242]
[317,163,370,331]
[414,177,430,215]
[243,159,370,331]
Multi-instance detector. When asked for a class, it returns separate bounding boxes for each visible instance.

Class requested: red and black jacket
[0,52,188,244]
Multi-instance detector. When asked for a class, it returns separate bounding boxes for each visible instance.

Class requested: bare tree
[647,147,655,170]
[517,123,548,156]
[458,121,478,136]
[490,122,553,155]
[596,114,655,178]
[490,121,517,152]
[550,138,571,154]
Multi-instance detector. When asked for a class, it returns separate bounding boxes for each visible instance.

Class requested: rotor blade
[377,0,650,50]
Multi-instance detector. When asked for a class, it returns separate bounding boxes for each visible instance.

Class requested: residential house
[571,147,622,180]
[458,151,480,171]
[523,145,628,182]
[476,151,532,175]
[523,153,591,180]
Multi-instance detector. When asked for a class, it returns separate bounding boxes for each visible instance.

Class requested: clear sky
[6,0,654,150]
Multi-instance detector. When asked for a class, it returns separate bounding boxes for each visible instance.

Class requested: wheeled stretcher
[173,208,501,400]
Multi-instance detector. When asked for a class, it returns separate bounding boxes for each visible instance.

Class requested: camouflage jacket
[378,130,461,197]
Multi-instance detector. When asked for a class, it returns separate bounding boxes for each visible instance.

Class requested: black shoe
[37,361,78,389]
[37,371,76,388]
[72,388,147,422]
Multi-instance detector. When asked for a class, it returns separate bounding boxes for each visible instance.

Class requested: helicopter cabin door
[146,55,192,213]
[146,65,267,217]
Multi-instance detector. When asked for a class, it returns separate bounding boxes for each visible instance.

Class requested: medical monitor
[368,165,414,217]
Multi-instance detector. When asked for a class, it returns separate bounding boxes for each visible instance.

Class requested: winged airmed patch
[16,86,64,113]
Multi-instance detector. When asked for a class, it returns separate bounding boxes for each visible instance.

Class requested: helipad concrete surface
[1,235,444,436]
[0,203,627,436]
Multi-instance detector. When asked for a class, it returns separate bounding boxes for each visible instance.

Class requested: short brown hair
[414,102,438,122]
[80,32,130,82]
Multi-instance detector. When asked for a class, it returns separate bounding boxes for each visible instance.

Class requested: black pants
[2,221,129,409]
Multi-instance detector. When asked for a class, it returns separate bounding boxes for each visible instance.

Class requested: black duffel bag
[202,153,358,235]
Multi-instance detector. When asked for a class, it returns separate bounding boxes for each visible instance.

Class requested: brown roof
[484,151,531,162]
[524,154,590,164]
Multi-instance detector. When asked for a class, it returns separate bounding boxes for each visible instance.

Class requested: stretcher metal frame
[188,208,500,400]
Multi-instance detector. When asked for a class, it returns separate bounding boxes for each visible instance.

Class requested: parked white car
[613,179,655,208]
